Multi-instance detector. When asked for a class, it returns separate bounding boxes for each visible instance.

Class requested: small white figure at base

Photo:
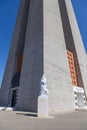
[39,74,49,97]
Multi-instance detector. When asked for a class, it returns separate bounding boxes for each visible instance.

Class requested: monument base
[38,95,48,118]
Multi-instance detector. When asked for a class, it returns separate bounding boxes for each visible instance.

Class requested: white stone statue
[39,74,49,97]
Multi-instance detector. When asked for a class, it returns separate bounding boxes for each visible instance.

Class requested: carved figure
[40,74,49,96]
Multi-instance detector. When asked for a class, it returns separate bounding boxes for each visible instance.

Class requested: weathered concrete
[16,0,43,112]
[43,0,75,112]
[0,0,30,106]
[0,0,87,113]
[65,0,87,94]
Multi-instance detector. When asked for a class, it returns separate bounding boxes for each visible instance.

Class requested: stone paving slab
[0,110,87,130]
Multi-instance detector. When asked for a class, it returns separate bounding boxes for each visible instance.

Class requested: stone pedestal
[38,95,48,117]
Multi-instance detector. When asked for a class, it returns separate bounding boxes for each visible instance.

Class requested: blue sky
[0,0,20,86]
[0,0,87,86]
[72,0,87,52]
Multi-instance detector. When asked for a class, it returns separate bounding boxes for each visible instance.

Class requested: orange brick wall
[17,54,23,73]
[67,50,77,86]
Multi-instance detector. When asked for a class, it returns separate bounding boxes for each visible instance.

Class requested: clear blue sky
[0,0,87,86]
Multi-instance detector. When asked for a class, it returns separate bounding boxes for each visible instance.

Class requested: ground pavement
[0,110,87,130]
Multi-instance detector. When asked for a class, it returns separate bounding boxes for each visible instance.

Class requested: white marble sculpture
[39,74,49,97]
[38,74,49,117]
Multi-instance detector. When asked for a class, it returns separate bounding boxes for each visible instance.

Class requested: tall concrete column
[65,0,87,94]
[0,0,30,106]
[43,0,75,112]
[0,0,87,112]
[16,0,43,112]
